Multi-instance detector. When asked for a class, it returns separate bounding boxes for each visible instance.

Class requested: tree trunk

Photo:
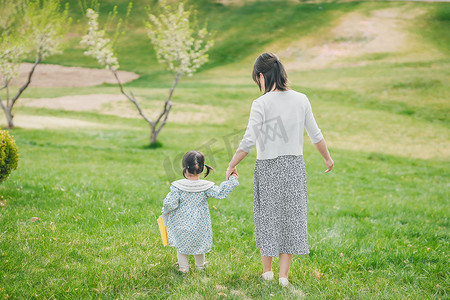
[150,126,158,146]
[4,108,14,129]
[1,56,41,129]
[149,73,180,147]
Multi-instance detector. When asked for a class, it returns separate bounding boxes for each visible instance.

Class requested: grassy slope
[1,126,448,299]
[1,0,449,299]
[46,1,358,72]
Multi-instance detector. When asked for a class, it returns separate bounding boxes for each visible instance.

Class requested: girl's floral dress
[162,176,239,255]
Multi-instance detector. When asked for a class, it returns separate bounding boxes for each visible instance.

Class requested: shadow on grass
[143,141,164,149]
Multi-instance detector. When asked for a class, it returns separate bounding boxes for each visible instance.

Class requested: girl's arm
[162,186,181,215]
[205,176,239,200]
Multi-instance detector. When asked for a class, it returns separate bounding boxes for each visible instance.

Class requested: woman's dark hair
[252,52,289,94]
[182,151,214,178]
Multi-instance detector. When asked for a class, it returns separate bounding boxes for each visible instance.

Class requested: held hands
[324,158,334,173]
[226,166,239,180]
[226,160,332,178]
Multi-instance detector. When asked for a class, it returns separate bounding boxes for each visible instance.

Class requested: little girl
[161,150,239,273]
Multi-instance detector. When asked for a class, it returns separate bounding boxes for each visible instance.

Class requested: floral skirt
[253,155,309,257]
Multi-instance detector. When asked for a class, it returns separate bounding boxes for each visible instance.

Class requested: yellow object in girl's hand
[157,216,168,246]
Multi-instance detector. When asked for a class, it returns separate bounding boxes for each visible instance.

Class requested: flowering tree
[0,0,70,128]
[81,1,213,146]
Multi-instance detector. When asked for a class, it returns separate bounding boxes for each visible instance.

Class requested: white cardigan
[238,90,323,160]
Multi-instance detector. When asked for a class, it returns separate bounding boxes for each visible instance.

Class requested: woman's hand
[313,139,334,173]
[324,158,334,173]
[226,166,238,180]
[226,149,247,180]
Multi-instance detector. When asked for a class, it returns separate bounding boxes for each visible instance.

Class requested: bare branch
[154,72,181,127]
[0,81,7,114]
[111,66,126,95]
[0,95,7,113]
[0,97,5,110]
[155,100,172,136]
[111,68,155,126]
[10,55,41,108]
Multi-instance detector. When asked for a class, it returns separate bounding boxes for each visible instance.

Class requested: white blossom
[146,1,213,76]
[26,0,70,60]
[0,37,26,84]
[0,0,69,85]
[80,9,119,71]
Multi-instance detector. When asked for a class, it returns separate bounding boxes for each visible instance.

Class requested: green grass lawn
[0,0,449,299]
[1,119,448,299]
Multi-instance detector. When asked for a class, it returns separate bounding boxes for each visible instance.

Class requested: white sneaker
[279,277,289,287]
[196,261,208,271]
[262,271,274,281]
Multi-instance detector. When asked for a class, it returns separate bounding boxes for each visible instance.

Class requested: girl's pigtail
[204,164,215,178]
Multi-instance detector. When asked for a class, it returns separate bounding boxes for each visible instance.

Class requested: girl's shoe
[279,277,289,287]
[174,263,189,273]
[196,261,208,271]
[262,271,274,281]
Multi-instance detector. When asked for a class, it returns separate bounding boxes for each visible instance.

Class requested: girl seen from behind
[162,151,239,273]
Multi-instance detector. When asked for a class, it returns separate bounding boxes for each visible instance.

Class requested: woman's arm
[226,101,263,179]
[313,138,334,173]
[304,96,333,173]
[226,149,248,179]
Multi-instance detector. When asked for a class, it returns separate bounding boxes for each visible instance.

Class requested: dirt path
[18,94,227,126]
[275,6,438,70]
[7,63,139,88]
[10,115,109,130]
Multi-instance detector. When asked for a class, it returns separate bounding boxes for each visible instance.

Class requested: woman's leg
[261,254,273,273]
[261,254,274,280]
[279,253,293,279]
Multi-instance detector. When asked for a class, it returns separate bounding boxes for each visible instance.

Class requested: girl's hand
[324,158,334,173]
[226,167,238,180]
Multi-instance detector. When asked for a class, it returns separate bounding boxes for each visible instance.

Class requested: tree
[81,1,213,147]
[0,0,71,128]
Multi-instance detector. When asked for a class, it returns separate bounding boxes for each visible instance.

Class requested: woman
[226,53,333,287]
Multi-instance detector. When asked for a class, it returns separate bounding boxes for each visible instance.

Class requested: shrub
[0,130,19,183]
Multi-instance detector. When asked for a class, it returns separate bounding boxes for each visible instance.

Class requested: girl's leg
[194,254,205,270]
[279,253,293,279]
[177,250,189,273]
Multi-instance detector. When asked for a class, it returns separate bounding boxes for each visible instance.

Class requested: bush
[0,130,19,183]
